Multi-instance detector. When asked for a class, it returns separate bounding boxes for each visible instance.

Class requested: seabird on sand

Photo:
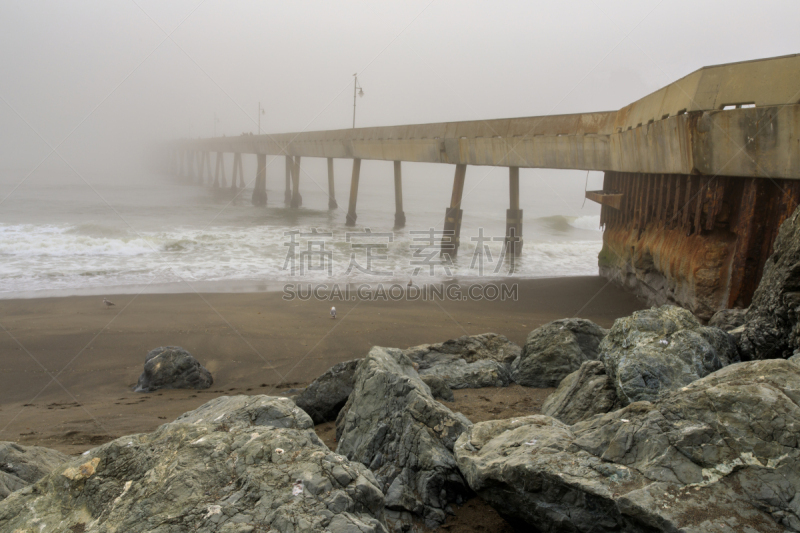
[103,298,115,309]
[330,306,336,319]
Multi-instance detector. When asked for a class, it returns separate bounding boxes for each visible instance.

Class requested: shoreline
[0,276,644,455]
[0,273,598,300]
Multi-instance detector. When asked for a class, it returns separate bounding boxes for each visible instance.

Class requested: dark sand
[0,276,643,530]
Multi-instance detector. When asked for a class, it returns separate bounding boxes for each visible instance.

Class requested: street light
[258,102,265,135]
[352,73,364,129]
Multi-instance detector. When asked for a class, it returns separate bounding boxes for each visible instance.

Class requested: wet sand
[0,276,643,455]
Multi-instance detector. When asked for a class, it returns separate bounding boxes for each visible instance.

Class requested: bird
[407,279,414,288]
[330,306,336,319]
[103,298,115,309]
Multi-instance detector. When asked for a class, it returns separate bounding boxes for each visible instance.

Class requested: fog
[1,0,798,179]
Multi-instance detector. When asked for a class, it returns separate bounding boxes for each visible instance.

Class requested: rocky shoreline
[4,210,800,531]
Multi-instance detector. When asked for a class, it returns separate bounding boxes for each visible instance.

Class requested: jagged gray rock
[421,375,454,402]
[174,394,315,430]
[511,318,608,388]
[336,347,471,530]
[0,396,388,533]
[292,359,360,424]
[455,358,800,533]
[600,305,739,404]
[0,442,69,500]
[403,333,520,390]
[708,308,748,331]
[541,360,620,424]
[739,205,800,360]
[134,346,213,392]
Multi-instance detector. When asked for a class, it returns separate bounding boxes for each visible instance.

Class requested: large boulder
[134,346,213,392]
[600,305,739,404]
[403,333,519,390]
[0,396,388,533]
[0,442,69,500]
[739,206,800,360]
[293,359,360,424]
[541,360,620,425]
[455,358,800,532]
[511,318,608,388]
[174,394,315,430]
[336,347,472,530]
[708,308,748,331]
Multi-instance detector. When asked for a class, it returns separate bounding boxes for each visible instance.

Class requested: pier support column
[252,154,268,206]
[393,161,405,229]
[214,152,225,187]
[188,151,197,184]
[346,158,361,226]
[290,156,302,208]
[203,152,212,185]
[179,151,186,180]
[230,153,241,190]
[327,157,338,209]
[196,152,205,184]
[442,164,466,257]
[284,156,292,204]
[505,166,523,256]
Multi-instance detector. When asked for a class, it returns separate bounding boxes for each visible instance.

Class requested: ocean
[0,157,604,298]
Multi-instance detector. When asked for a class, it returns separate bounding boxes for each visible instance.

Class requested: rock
[455,358,800,532]
[541,360,620,424]
[791,352,800,364]
[403,333,520,390]
[511,318,608,388]
[0,442,69,500]
[174,394,315,432]
[0,397,388,533]
[134,346,213,392]
[336,347,471,530]
[708,307,748,331]
[739,206,800,360]
[418,359,511,389]
[420,375,454,402]
[600,305,739,404]
[293,359,360,424]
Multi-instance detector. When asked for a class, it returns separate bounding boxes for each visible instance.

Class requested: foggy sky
[0,0,798,178]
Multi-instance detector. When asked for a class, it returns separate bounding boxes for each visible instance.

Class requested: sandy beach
[0,276,643,457]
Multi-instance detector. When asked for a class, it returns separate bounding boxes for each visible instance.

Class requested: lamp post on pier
[258,102,265,134]
[352,74,364,128]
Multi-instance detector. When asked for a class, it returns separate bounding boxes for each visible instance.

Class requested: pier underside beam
[506,166,522,256]
[252,154,267,206]
[393,161,405,229]
[442,164,466,257]
[290,156,302,208]
[327,157,338,209]
[346,158,361,227]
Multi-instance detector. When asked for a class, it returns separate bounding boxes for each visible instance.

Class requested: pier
[167,54,800,320]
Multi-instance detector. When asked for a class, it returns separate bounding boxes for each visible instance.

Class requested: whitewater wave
[0,222,602,296]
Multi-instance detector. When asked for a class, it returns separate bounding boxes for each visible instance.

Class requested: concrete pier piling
[327,157,338,209]
[252,154,268,206]
[290,156,302,208]
[505,166,523,256]
[214,152,225,187]
[442,164,466,257]
[346,158,361,227]
[284,156,292,205]
[393,161,406,229]
[231,153,243,190]
[179,151,186,179]
[195,152,205,184]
